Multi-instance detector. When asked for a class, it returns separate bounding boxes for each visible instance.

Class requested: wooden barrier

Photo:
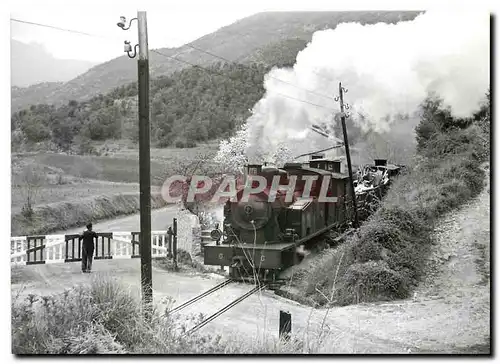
[26,236,46,265]
[11,231,173,266]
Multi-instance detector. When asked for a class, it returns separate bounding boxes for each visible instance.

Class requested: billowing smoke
[245,10,490,163]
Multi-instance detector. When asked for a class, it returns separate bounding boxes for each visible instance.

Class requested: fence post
[279,310,292,341]
[65,236,69,261]
[27,238,30,264]
[173,218,178,271]
[41,237,45,262]
[167,227,173,259]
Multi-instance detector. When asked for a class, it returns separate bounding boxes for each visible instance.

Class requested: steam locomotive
[203,156,403,283]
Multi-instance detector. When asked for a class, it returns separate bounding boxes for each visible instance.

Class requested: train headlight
[210,229,222,241]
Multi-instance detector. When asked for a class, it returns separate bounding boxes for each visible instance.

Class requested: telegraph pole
[117,11,152,315]
[337,83,359,228]
[137,11,153,314]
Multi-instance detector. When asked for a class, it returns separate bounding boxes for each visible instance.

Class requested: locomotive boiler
[203,156,357,283]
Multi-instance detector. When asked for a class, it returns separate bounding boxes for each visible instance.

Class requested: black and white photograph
[8,0,491,355]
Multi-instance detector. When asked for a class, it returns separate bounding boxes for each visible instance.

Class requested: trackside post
[279,310,292,341]
[173,218,178,271]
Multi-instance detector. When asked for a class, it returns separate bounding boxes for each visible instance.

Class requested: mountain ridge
[11,39,97,87]
[11,11,421,112]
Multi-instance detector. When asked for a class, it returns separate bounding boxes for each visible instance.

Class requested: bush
[11,276,315,354]
[174,138,197,148]
[336,261,409,305]
[11,280,127,354]
[302,94,489,306]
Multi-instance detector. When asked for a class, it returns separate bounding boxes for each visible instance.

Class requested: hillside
[11,40,96,87]
[11,63,268,151]
[11,11,420,112]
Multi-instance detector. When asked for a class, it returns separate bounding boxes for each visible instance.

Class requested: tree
[214,123,294,173]
[16,166,44,219]
[473,89,490,136]
[415,95,473,152]
[21,117,51,143]
[214,124,250,174]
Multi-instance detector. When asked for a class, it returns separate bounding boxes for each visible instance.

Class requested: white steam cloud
[245,10,490,163]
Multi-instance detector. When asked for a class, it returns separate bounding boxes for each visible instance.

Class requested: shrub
[303,108,488,306]
[11,276,318,354]
[335,261,409,305]
[12,276,154,354]
[174,138,197,148]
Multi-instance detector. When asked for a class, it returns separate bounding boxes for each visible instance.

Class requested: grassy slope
[11,144,219,235]
[299,124,489,306]
[11,193,167,236]
[11,11,420,111]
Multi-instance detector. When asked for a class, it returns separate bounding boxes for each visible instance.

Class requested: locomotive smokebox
[374,159,388,167]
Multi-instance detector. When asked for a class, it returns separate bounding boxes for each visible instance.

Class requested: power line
[182,43,335,102]
[11,16,337,113]
[12,16,338,88]
[294,143,345,159]
[10,18,117,40]
[206,28,341,86]
[151,49,336,112]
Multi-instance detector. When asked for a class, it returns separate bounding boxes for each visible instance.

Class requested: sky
[10,1,262,63]
[10,0,495,64]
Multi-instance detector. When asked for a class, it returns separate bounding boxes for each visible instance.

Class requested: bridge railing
[11,230,176,266]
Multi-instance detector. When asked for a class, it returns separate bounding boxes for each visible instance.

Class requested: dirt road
[53,206,179,235]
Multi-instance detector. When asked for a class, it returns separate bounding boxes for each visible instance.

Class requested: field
[11,182,159,214]
[13,142,219,184]
[11,143,220,235]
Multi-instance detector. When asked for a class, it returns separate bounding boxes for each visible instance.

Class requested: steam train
[203,155,404,283]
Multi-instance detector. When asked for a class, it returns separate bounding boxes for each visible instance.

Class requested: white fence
[10,231,172,266]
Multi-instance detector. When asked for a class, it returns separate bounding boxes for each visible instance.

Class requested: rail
[167,279,234,315]
[183,283,268,336]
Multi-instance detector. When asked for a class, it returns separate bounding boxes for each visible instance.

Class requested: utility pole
[137,11,153,315]
[336,82,359,228]
[117,11,152,315]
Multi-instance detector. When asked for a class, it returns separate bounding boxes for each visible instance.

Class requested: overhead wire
[180,42,335,102]
[151,48,337,112]
[201,27,341,86]
[10,18,122,40]
[12,16,348,165]
[11,16,339,112]
[294,144,345,160]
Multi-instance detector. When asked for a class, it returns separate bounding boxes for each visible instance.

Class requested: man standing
[79,223,98,273]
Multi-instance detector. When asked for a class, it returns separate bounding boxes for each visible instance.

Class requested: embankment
[11,193,167,236]
[297,119,489,306]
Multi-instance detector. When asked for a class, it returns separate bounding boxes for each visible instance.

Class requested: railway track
[167,279,235,315]
[166,278,267,336]
[183,283,268,336]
